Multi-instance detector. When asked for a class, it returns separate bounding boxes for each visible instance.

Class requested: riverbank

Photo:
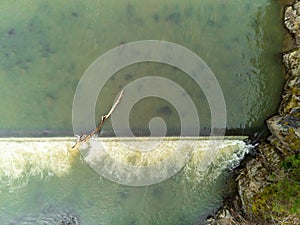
[208,1,300,224]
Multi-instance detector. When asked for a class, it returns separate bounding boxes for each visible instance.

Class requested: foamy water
[0,137,253,224]
[80,137,251,185]
[0,137,251,191]
[0,138,76,191]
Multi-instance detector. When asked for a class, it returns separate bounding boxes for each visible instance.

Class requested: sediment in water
[209,1,300,224]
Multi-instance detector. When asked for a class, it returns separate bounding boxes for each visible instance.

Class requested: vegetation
[251,153,300,223]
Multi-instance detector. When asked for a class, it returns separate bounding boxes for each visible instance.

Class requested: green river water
[0,0,286,224]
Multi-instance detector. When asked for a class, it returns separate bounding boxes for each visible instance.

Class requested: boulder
[267,115,300,154]
[281,49,300,116]
[284,2,300,44]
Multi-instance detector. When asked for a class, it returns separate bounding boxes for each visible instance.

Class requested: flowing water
[0,0,285,136]
[0,0,286,224]
[0,137,251,224]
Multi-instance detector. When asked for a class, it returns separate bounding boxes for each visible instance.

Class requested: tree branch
[72,90,124,149]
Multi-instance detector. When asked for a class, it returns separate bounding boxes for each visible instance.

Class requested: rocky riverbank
[208,1,300,224]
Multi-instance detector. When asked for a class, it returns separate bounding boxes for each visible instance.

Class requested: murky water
[0,0,285,136]
[0,138,251,224]
[0,0,286,224]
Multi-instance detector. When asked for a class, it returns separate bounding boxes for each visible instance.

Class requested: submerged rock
[9,207,80,225]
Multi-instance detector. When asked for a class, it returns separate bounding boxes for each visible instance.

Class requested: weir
[0,136,250,189]
[0,0,285,223]
[0,136,252,224]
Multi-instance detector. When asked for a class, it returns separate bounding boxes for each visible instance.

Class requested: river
[0,0,286,224]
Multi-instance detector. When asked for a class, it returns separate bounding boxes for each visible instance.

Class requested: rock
[208,218,236,225]
[295,1,300,14]
[267,115,300,154]
[206,203,252,225]
[283,48,300,77]
[258,142,283,170]
[206,207,237,225]
[237,157,270,215]
[284,3,300,44]
[281,49,300,116]
[235,142,286,222]
[279,92,300,116]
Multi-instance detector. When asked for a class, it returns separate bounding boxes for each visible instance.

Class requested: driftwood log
[72,90,124,149]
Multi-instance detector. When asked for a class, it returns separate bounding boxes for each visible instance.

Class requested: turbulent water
[0,138,75,191]
[0,0,286,224]
[0,137,252,224]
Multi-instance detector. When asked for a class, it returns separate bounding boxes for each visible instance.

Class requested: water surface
[0,0,285,136]
[0,137,250,224]
[0,0,286,224]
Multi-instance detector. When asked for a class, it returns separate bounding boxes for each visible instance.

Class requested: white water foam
[183,139,252,184]
[0,137,252,190]
[80,137,252,185]
[0,138,76,192]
